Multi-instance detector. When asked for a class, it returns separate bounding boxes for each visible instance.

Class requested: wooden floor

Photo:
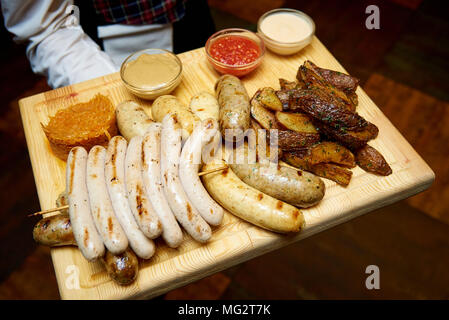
[1,0,448,299]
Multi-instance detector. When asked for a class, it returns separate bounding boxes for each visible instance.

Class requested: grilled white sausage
[142,123,183,248]
[179,119,223,226]
[125,136,162,239]
[160,114,212,242]
[66,147,105,261]
[105,136,155,259]
[202,158,305,233]
[86,146,128,254]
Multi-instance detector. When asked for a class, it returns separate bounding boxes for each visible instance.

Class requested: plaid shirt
[93,0,186,25]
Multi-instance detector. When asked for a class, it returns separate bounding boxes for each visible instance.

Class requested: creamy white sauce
[260,12,312,43]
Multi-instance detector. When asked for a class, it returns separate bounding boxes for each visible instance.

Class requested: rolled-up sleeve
[1,0,118,88]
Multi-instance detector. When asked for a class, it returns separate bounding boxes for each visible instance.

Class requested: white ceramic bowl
[257,8,315,55]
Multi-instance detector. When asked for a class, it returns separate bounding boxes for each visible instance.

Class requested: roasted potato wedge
[282,142,355,168]
[252,87,283,111]
[309,141,356,167]
[274,131,320,151]
[251,103,319,150]
[309,163,353,186]
[275,111,318,133]
[283,152,353,186]
[250,98,280,130]
[355,144,392,176]
[317,121,379,150]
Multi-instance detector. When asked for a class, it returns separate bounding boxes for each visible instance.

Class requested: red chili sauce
[209,35,261,66]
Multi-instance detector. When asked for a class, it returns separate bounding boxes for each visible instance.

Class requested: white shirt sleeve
[1,0,118,88]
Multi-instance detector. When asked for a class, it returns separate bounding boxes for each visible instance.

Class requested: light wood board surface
[19,37,434,300]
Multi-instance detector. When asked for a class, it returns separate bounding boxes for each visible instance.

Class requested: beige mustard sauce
[123,53,180,88]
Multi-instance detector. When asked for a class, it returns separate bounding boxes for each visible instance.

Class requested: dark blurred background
[1,0,448,299]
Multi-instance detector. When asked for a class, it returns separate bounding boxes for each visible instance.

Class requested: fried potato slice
[309,163,353,186]
[275,111,318,133]
[250,98,280,130]
[282,142,356,168]
[283,152,353,186]
[252,87,284,112]
[251,102,320,150]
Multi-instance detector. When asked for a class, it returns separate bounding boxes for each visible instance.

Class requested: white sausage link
[105,136,155,259]
[86,146,128,254]
[125,136,162,239]
[67,147,105,261]
[179,119,223,226]
[160,114,212,243]
[142,123,183,248]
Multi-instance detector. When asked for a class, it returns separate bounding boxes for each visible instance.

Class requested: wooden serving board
[19,37,434,300]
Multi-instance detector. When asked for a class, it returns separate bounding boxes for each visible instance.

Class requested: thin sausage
[105,136,155,259]
[66,147,105,261]
[125,136,162,239]
[87,146,128,254]
[160,114,212,243]
[142,123,183,248]
[179,119,223,226]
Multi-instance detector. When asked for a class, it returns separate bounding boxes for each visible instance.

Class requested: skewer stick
[198,165,229,176]
[197,162,303,177]
[28,205,69,217]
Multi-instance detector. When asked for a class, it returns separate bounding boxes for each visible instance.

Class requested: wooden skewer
[198,165,229,176]
[28,205,69,217]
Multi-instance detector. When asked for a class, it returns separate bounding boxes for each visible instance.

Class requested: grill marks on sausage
[83,228,89,248]
[141,140,146,169]
[186,203,193,221]
[276,201,283,209]
[92,146,101,166]
[108,217,113,234]
[135,184,147,217]
[110,138,119,183]
[293,210,300,219]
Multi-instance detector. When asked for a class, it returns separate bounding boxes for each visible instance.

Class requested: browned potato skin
[252,87,283,111]
[317,121,379,150]
[216,75,251,141]
[283,153,353,186]
[274,130,321,151]
[355,144,392,176]
[101,249,139,286]
[230,162,325,208]
[33,214,75,246]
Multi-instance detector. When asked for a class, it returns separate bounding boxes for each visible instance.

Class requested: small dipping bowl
[257,8,315,55]
[205,28,265,77]
[120,48,182,100]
